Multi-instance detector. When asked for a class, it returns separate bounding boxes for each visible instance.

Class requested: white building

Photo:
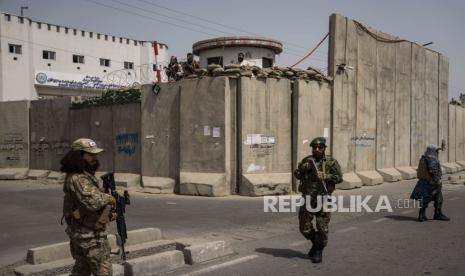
[192,36,283,68]
[0,12,170,101]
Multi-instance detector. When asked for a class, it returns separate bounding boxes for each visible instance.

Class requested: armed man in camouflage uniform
[60,138,116,276]
[294,137,343,263]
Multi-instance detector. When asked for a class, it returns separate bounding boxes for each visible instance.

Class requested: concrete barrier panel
[124,251,185,276]
[376,31,396,170]
[141,83,180,193]
[424,49,439,147]
[394,41,412,168]
[113,103,141,174]
[330,14,357,173]
[238,78,292,196]
[67,108,91,145]
[182,240,234,265]
[456,107,465,161]
[26,241,70,265]
[0,100,29,169]
[124,228,162,246]
[292,80,331,192]
[410,44,426,166]
[449,105,456,162]
[438,55,449,162]
[179,77,236,196]
[30,98,70,171]
[355,25,377,172]
[89,106,114,172]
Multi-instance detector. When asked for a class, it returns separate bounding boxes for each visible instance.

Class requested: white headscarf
[424,144,439,160]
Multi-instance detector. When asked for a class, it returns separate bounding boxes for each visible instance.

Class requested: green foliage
[70,88,141,109]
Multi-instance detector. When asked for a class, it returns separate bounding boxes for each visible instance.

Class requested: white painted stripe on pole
[372,218,388,223]
[400,209,416,214]
[289,240,308,247]
[336,226,358,233]
[181,255,259,276]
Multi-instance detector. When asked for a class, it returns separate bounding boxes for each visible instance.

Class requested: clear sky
[1,0,463,99]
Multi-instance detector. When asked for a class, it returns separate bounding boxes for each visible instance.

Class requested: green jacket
[294,155,343,195]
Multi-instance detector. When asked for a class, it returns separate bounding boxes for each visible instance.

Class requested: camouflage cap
[71,138,104,154]
[310,137,327,147]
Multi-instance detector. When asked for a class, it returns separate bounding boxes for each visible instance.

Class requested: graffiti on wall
[30,141,70,155]
[0,133,26,162]
[115,133,138,156]
[351,134,375,148]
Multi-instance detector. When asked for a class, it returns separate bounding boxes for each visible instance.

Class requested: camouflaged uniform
[63,171,114,276]
[410,145,449,221]
[294,154,342,249]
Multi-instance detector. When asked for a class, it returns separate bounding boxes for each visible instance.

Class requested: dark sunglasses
[312,145,326,149]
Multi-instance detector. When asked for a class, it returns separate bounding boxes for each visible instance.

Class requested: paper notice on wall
[204,126,211,136]
[213,127,221,138]
[251,134,262,144]
[323,128,329,138]
[267,137,275,144]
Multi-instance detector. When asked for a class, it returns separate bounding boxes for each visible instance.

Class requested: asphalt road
[1,178,464,275]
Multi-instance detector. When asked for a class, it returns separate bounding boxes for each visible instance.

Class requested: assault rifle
[101,173,130,261]
[304,157,329,194]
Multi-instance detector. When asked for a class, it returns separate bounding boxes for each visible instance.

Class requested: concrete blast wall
[329,14,449,184]
[456,106,465,162]
[179,77,236,196]
[449,105,456,162]
[292,80,331,191]
[238,77,292,196]
[141,83,180,193]
[29,99,140,174]
[30,98,70,171]
[0,100,29,168]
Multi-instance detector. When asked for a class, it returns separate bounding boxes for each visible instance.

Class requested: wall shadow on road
[384,215,418,222]
[255,248,308,259]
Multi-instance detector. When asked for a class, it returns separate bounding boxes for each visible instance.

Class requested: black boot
[417,207,428,222]
[433,208,450,221]
[311,248,323,263]
[308,245,315,258]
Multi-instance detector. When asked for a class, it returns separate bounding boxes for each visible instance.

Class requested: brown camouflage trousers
[298,205,331,248]
[69,236,112,276]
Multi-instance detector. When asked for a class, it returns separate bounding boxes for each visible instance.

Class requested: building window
[124,62,134,69]
[126,39,130,44]
[97,33,101,39]
[89,32,93,38]
[134,41,138,46]
[73,55,84,64]
[112,36,115,42]
[105,35,108,41]
[73,29,77,35]
[37,22,41,29]
[5,14,11,21]
[19,17,24,24]
[43,50,56,60]
[56,26,60,32]
[153,64,157,71]
[81,31,85,37]
[47,24,51,31]
[207,56,223,66]
[119,38,123,43]
[65,27,69,34]
[100,58,111,67]
[262,57,273,68]
[8,44,22,54]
